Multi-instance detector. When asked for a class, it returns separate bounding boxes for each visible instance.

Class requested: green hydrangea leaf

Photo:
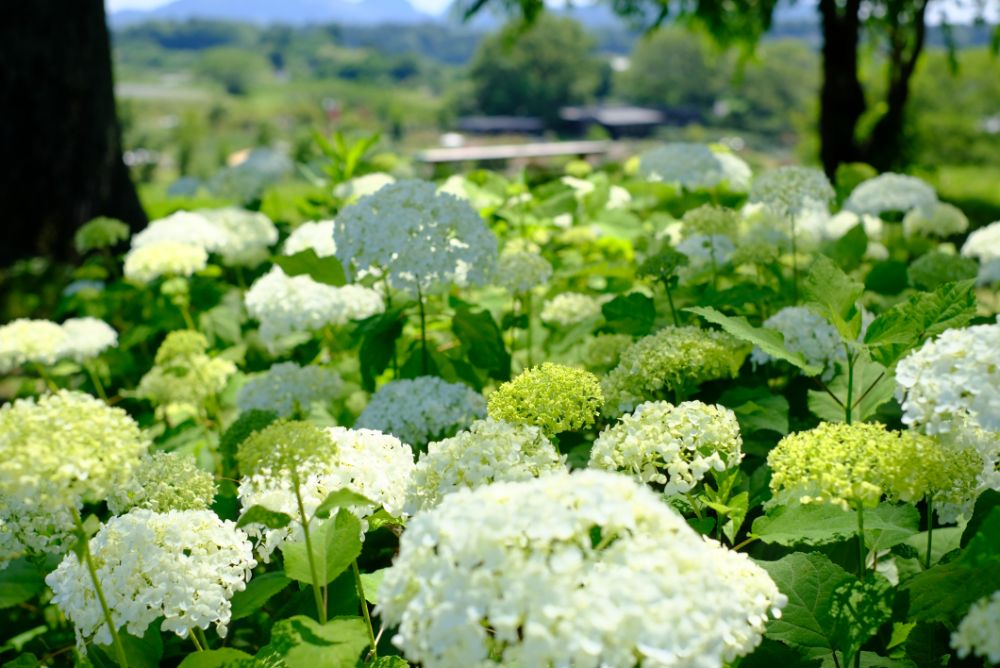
[264,615,369,668]
[828,577,895,666]
[314,489,376,520]
[230,571,292,621]
[0,559,46,609]
[803,255,864,341]
[452,304,511,381]
[807,356,894,423]
[283,508,362,586]
[177,648,253,668]
[237,506,293,530]
[719,386,790,436]
[273,249,346,286]
[753,503,918,550]
[602,293,656,336]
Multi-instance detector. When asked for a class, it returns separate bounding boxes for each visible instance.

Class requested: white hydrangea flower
[379,470,786,668]
[245,266,384,351]
[356,376,486,448]
[333,172,396,201]
[123,241,208,284]
[333,179,498,296]
[844,173,938,216]
[821,211,884,241]
[589,401,743,494]
[896,321,1000,434]
[238,427,413,559]
[495,250,553,294]
[933,418,1000,524]
[951,590,1000,664]
[46,509,255,648]
[639,143,751,192]
[405,418,565,514]
[750,306,844,380]
[750,166,835,219]
[283,220,337,258]
[676,234,736,280]
[130,211,229,252]
[0,318,69,372]
[902,202,969,239]
[58,318,118,363]
[540,292,603,327]
[199,207,278,266]
[960,220,1000,286]
[237,362,342,418]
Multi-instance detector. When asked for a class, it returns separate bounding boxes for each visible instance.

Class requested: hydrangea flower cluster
[589,401,743,494]
[934,418,1000,523]
[0,317,118,372]
[46,509,255,647]
[244,266,384,350]
[951,590,1000,664]
[74,217,130,253]
[902,202,969,239]
[357,376,486,448]
[580,333,633,373]
[749,166,835,218]
[130,211,229,252]
[282,220,337,257]
[895,322,1000,433]
[199,207,279,266]
[379,470,786,668]
[123,240,208,284]
[676,234,736,279]
[333,179,498,296]
[495,250,553,294]
[540,292,603,326]
[602,327,748,416]
[0,391,148,556]
[106,452,216,515]
[333,172,395,201]
[907,251,979,290]
[236,362,342,418]
[750,306,844,380]
[487,363,603,436]
[405,419,564,513]
[639,143,752,192]
[681,204,739,237]
[960,220,1000,285]
[844,173,938,216]
[136,330,236,426]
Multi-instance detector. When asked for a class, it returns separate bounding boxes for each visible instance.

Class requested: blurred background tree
[0,0,146,265]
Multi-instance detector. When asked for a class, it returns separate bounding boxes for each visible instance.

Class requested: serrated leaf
[355,307,406,392]
[758,552,855,658]
[807,356,894,423]
[803,255,864,341]
[237,505,293,530]
[753,503,919,550]
[0,559,46,609]
[863,280,977,367]
[283,509,362,586]
[177,648,253,668]
[230,571,291,620]
[266,615,369,668]
[452,305,510,381]
[828,578,894,666]
[314,488,376,520]
[359,569,385,605]
[960,489,1000,548]
[688,306,821,376]
[273,249,346,286]
[826,223,868,272]
[719,386,789,435]
[602,293,655,336]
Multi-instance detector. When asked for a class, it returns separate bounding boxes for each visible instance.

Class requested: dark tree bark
[0,0,146,267]
[818,0,866,178]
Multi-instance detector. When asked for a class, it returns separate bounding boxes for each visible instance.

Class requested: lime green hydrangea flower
[581,333,634,374]
[602,327,748,416]
[237,421,332,481]
[768,422,903,510]
[589,401,743,494]
[681,204,739,238]
[107,452,217,515]
[487,363,603,436]
[74,216,130,254]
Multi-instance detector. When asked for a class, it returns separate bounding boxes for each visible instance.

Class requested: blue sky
[106,0,454,13]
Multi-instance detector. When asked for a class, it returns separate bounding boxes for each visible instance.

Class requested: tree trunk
[818,0,866,178]
[0,0,146,267]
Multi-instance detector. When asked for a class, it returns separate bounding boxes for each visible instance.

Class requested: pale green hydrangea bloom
[130,211,229,252]
[379,470,786,668]
[236,362,342,418]
[198,207,279,266]
[681,204,739,238]
[902,202,969,239]
[844,173,937,216]
[0,318,70,372]
[74,216,130,254]
[539,292,603,327]
[749,166,835,218]
[46,509,255,649]
[405,419,565,513]
[639,143,752,192]
[960,220,1000,285]
[495,250,552,294]
[951,590,1000,664]
[0,391,148,557]
[589,401,743,494]
[580,333,633,373]
[933,418,1000,523]
[878,429,983,515]
[488,363,603,436]
[107,452,216,515]
[602,327,748,416]
[123,241,208,284]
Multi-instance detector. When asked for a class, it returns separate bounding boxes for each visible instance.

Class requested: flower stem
[293,480,327,624]
[856,504,866,582]
[790,215,799,304]
[85,362,109,401]
[416,283,428,375]
[844,348,855,425]
[662,278,680,326]
[351,560,378,661]
[33,363,59,393]
[524,292,534,368]
[925,495,934,570]
[190,631,205,652]
[72,509,129,668]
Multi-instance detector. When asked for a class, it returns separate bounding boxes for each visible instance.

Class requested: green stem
[856,504,866,582]
[685,493,703,520]
[33,363,59,393]
[525,291,534,368]
[416,283,428,376]
[844,349,855,425]
[925,495,934,570]
[293,480,327,624]
[85,362,109,401]
[190,631,205,652]
[790,215,799,304]
[383,277,398,376]
[72,509,129,668]
[194,627,211,651]
[662,278,680,327]
[732,536,759,552]
[179,303,197,331]
[509,296,518,367]
[352,560,378,661]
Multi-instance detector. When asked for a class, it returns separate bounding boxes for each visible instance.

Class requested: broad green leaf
[863,280,977,367]
[283,509,362,586]
[178,649,253,668]
[753,503,919,550]
[758,552,855,658]
[901,527,962,568]
[314,488,376,520]
[807,356,894,423]
[803,255,864,341]
[819,652,914,667]
[237,505,293,530]
[452,306,511,381]
[359,569,386,605]
[356,308,406,392]
[739,639,821,668]
[688,306,822,376]
[370,658,410,668]
[828,578,894,666]
[230,571,292,620]
[273,249,346,286]
[865,260,910,296]
[719,386,789,435]
[903,508,1000,622]
[0,559,46,609]
[602,292,655,336]
[960,489,1000,548]
[2,654,40,668]
[94,622,163,668]
[266,615,369,668]
[826,223,868,272]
